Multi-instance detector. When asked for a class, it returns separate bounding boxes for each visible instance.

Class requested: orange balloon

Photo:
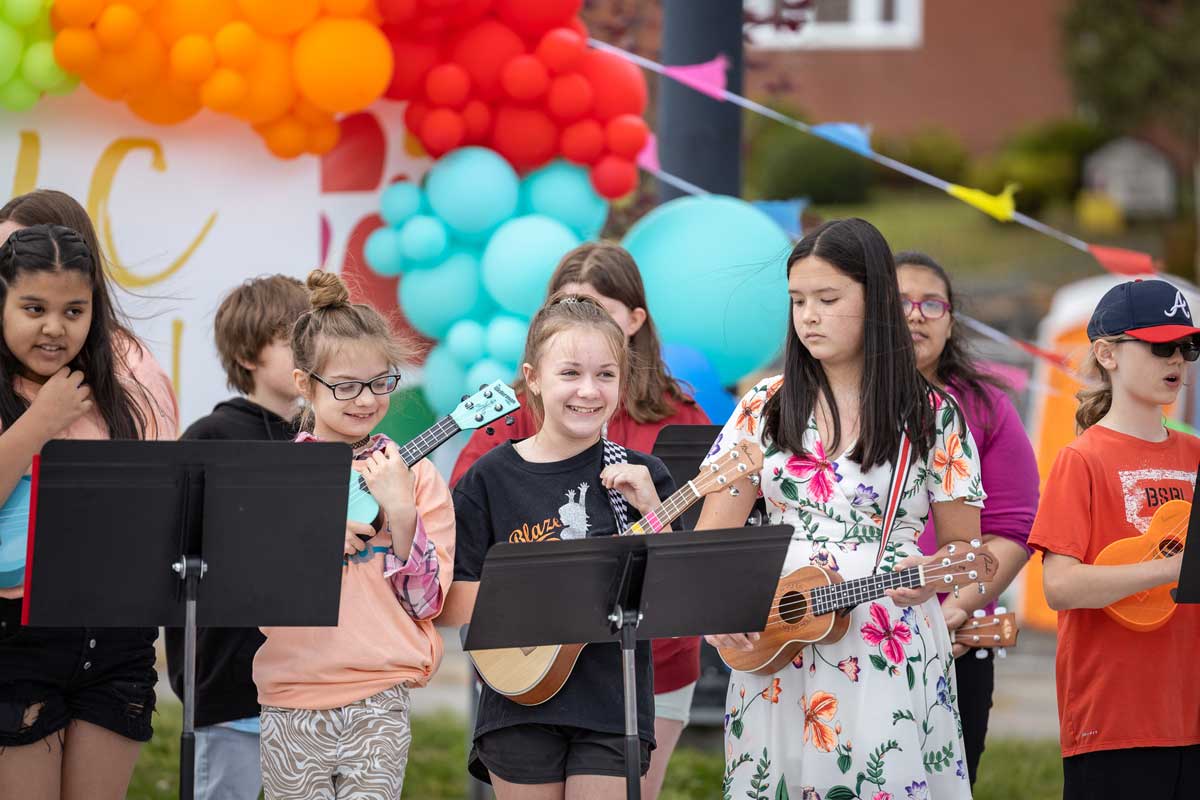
[201,67,249,111]
[54,28,103,74]
[96,4,143,52]
[170,35,216,83]
[214,22,260,69]
[84,29,164,98]
[259,116,308,158]
[150,0,236,44]
[322,0,371,15]
[307,118,341,154]
[236,0,319,37]
[233,37,295,124]
[127,78,202,124]
[55,0,105,28]
[126,0,157,12]
[292,18,392,113]
[291,96,329,125]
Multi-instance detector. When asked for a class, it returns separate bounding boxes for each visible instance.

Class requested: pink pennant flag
[980,361,1030,393]
[1088,244,1156,276]
[636,133,660,172]
[662,54,729,101]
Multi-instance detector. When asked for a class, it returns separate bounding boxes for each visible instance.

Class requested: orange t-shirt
[1028,424,1200,757]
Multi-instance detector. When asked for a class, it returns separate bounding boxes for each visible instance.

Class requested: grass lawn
[132,704,1062,799]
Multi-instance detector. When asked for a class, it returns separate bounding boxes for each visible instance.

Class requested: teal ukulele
[346,380,520,533]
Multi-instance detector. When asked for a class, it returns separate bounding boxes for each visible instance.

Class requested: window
[745,0,924,50]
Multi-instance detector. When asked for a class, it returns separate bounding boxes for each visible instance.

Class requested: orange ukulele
[954,609,1019,659]
[718,539,999,674]
[1094,498,1189,632]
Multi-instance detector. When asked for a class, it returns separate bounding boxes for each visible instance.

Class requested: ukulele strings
[1128,513,1189,565]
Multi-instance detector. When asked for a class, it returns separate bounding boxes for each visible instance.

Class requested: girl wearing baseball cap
[1028,278,1200,800]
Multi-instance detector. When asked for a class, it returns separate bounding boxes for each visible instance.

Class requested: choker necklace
[350,434,373,450]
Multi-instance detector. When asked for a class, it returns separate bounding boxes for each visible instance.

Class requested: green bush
[751,125,874,204]
[875,126,970,184]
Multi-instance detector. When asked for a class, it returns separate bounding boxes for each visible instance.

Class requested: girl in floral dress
[699,219,985,800]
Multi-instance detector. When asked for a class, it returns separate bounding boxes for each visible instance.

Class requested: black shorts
[0,598,157,747]
[1063,744,1200,800]
[470,724,652,785]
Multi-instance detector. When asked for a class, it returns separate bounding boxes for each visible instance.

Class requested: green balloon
[45,72,78,95]
[22,40,65,91]
[2,0,43,29]
[0,75,39,111]
[0,22,24,86]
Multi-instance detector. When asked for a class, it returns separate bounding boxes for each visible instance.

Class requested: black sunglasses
[310,372,402,400]
[1113,337,1200,362]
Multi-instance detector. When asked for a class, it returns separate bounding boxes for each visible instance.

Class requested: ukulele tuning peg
[977,582,986,594]
[947,543,957,554]
[992,634,1001,642]
[996,648,1008,659]
[483,389,493,399]
[995,605,1007,614]
[970,538,982,548]
[967,570,978,580]
[965,552,976,562]
[972,609,986,619]
[942,575,953,584]
[479,384,489,391]
[494,403,503,412]
[461,394,470,402]
[485,426,495,436]
[941,557,951,567]
[749,474,761,486]
[717,476,728,485]
[737,463,748,472]
[952,586,960,599]
[729,487,741,497]
[505,416,515,426]
[974,648,988,660]
[971,634,980,642]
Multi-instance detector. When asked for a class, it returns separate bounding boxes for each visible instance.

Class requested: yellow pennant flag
[945,182,1020,222]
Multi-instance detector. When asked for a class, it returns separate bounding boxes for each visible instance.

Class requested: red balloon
[546,73,592,121]
[535,28,585,74]
[605,114,649,159]
[590,155,638,199]
[384,31,441,101]
[425,62,471,108]
[450,20,525,102]
[559,119,604,165]
[421,108,467,156]
[501,54,549,101]
[491,106,557,171]
[462,98,492,142]
[567,17,588,39]
[494,0,582,40]
[378,0,418,23]
[576,49,646,121]
[404,100,429,133]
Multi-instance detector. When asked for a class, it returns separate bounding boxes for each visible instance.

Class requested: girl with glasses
[253,269,455,799]
[897,251,1039,786]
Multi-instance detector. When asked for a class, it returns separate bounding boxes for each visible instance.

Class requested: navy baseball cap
[1087,279,1200,343]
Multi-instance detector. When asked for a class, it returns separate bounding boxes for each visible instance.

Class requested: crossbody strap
[873,430,914,574]
[600,438,631,534]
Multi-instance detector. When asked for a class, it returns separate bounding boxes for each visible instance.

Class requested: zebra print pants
[260,685,412,799]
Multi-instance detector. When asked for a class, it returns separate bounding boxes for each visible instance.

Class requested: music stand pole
[175,555,205,800]
[608,552,643,799]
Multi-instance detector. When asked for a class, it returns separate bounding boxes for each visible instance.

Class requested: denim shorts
[0,598,157,746]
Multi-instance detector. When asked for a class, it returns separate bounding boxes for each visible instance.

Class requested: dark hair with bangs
[762,218,940,470]
[0,224,148,439]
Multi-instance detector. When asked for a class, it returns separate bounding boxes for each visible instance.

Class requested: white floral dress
[704,376,985,800]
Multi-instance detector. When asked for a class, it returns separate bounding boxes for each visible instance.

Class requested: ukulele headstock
[925,538,998,597]
[954,609,1018,658]
[693,441,765,498]
[450,381,521,432]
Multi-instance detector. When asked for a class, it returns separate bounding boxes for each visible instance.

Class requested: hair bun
[306,269,350,311]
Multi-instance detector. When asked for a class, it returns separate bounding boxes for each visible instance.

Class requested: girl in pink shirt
[254,270,454,800]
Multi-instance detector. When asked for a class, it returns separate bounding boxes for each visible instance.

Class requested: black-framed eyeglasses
[902,297,951,320]
[310,372,402,400]
[1113,337,1200,362]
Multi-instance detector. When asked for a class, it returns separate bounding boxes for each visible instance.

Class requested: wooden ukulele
[468,440,764,706]
[954,609,1019,659]
[718,539,999,675]
[1095,498,1189,632]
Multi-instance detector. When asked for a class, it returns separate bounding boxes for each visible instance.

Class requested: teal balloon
[399,249,482,339]
[421,345,467,416]
[21,40,68,92]
[2,0,42,28]
[486,315,528,364]
[380,181,423,227]
[425,146,520,242]
[623,195,791,385]
[0,75,37,112]
[364,226,404,276]
[445,320,486,365]
[398,215,448,264]
[464,359,512,396]
[521,160,609,240]
[0,22,24,85]
[482,215,580,317]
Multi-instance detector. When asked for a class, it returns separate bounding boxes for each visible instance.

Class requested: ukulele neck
[623,481,702,535]
[810,566,925,616]
[397,416,462,466]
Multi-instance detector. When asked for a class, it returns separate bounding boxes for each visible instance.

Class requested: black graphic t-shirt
[453,438,676,744]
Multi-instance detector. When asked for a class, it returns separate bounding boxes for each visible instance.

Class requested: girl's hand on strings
[359,442,414,514]
[345,520,374,555]
[29,367,92,435]
[885,554,939,607]
[600,463,659,516]
[942,605,970,659]
[705,632,760,652]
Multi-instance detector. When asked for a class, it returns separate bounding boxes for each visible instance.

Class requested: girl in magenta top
[898,251,1039,787]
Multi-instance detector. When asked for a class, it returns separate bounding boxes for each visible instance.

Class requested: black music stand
[22,440,351,800]
[1172,463,1200,603]
[464,525,793,800]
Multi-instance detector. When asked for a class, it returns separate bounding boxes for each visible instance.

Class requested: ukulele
[0,475,31,589]
[346,380,521,535]
[718,539,999,675]
[1095,498,1189,632]
[954,609,1019,659]
[468,440,765,706]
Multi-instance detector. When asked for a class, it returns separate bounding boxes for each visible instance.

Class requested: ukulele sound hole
[1160,538,1184,557]
[779,591,808,624]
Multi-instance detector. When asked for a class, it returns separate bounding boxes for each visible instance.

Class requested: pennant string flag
[587,38,1159,279]
[637,134,710,196]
